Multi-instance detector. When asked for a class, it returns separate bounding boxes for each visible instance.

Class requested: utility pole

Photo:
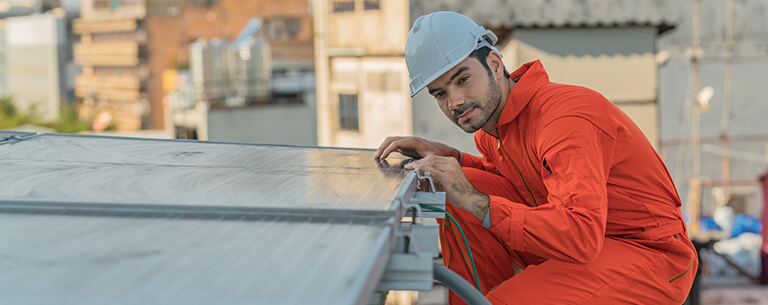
[721,0,734,192]
[688,0,702,233]
[313,0,332,146]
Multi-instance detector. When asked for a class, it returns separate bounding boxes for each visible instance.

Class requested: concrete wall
[6,13,63,122]
[207,92,317,145]
[0,20,7,98]
[330,56,411,148]
[502,27,660,147]
[316,0,412,149]
[328,0,408,56]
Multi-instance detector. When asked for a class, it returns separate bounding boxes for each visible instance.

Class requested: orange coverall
[440,60,697,304]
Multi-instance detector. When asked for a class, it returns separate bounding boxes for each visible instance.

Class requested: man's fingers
[375,158,390,169]
[404,158,437,175]
[378,141,404,160]
[374,136,456,161]
[374,137,401,159]
[379,137,423,160]
[403,159,421,170]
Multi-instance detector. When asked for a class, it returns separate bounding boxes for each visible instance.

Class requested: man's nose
[448,91,465,111]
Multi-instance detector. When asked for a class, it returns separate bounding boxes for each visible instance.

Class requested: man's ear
[486,51,504,80]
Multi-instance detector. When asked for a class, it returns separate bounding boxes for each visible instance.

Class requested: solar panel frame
[0,131,36,143]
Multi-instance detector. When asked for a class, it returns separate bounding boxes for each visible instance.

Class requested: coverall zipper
[496,129,538,207]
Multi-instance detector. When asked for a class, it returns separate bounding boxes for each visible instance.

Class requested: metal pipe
[433,263,491,305]
[721,0,734,191]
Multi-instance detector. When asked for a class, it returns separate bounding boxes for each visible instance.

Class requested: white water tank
[231,37,271,101]
[190,39,231,104]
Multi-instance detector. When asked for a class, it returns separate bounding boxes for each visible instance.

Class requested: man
[374,11,697,304]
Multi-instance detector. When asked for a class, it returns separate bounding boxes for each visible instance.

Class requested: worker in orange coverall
[375,11,697,304]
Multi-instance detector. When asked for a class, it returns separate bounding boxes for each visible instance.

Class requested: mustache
[452,102,480,120]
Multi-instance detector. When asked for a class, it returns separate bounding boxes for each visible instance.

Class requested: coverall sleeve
[460,133,498,173]
[487,116,614,264]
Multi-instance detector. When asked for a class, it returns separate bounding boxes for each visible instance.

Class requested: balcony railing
[74,74,142,101]
[74,42,141,66]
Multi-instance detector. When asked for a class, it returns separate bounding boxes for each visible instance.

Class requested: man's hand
[404,155,489,220]
[374,136,461,162]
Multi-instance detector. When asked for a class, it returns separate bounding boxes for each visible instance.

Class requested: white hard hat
[405,11,500,97]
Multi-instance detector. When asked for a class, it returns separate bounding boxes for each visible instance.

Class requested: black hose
[433,263,492,305]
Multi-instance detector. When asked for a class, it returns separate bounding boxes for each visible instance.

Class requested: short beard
[453,76,501,133]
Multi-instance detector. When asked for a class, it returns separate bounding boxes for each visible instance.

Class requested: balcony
[73,18,138,34]
[74,42,140,66]
[75,74,142,101]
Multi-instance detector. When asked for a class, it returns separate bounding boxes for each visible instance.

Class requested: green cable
[419,204,482,292]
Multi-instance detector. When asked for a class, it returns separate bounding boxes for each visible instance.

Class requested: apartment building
[314,0,412,148]
[74,0,314,131]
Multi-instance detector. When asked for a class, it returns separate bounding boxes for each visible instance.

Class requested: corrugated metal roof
[410,0,678,33]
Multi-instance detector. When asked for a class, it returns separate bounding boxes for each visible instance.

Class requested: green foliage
[0,96,90,133]
[0,96,17,117]
[0,96,33,129]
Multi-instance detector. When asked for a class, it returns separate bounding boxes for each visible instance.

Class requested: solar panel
[0,213,392,305]
[0,134,411,212]
[0,133,420,305]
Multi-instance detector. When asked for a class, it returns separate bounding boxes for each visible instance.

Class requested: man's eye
[434,92,444,99]
[458,75,469,84]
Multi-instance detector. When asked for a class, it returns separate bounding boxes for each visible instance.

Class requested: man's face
[426,56,501,133]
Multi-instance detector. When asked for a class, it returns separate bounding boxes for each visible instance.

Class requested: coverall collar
[496,60,550,127]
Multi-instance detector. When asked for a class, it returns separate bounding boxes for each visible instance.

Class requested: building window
[97,0,144,9]
[285,18,300,40]
[333,0,355,12]
[338,94,359,131]
[186,0,218,5]
[147,0,182,16]
[265,18,301,41]
[364,0,380,10]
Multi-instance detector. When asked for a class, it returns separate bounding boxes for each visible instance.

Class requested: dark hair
[468,46,510,79]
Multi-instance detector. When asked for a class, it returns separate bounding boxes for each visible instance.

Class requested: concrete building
[73,0,148,130]
[0,20,7,98]
[74,0,314,131]
[164,67,317,145]
[313,0,412,149]
[5,10,69,122]
[0,1,44,99]
[160,0,317,145]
